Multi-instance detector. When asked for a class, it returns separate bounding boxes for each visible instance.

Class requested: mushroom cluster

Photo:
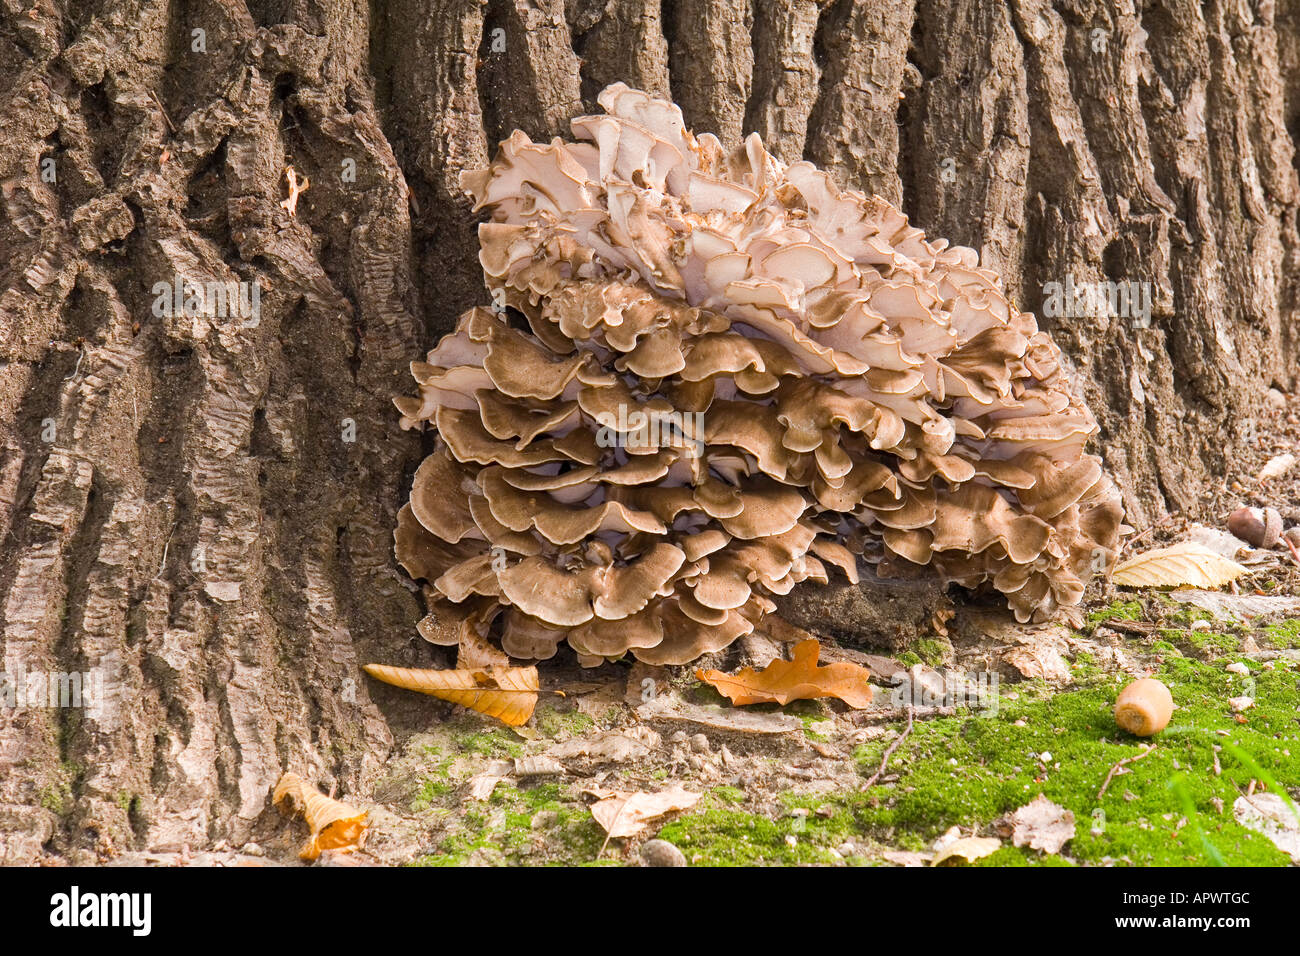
[394,84,1123,666]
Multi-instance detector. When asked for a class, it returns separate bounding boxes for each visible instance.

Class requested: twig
[1284,536,1300,569]
[863,705,913,788]
[150,90,176,134]
[1119,512,1177,559]
[1098,744,1156,798]
[153,526,175,581]
[1102,618,1157,636]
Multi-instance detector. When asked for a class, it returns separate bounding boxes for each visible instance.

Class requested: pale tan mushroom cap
[394,84,1123,664]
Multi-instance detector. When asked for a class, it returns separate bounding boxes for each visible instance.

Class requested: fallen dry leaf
[636,693,804,734]
[1257,453,1295,483]
[1112,543,1249,589]
[467,759,513,801]
[513,755,564,778]
[881,849,932,867]
[1167,589,1300,620]
[1009,794,1076,854]
[273,772,367,861]
[930,829,1001,866]
[586,784,701,838]
[363,662,539,726]
[457,625,510,670]
[1233,793,1300,863]
[697,638,873,708]
[548,725,661,765]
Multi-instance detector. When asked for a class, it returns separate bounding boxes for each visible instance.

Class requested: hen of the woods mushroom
[393,84,1124,667]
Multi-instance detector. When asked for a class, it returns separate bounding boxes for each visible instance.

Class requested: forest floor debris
[104,397,1300,868]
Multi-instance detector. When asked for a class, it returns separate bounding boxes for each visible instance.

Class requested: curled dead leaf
[930,834,1001,866]
[586,783,702,839]
[457,625,511,669]
[514,755,565,777]
[273,772,367,861]
[467,759,513,801]
[697,638,872,708]
[1112,543,1249,589]
[1233,793,1300,863]
[1257,453,1295,483]
[363,662,539,726]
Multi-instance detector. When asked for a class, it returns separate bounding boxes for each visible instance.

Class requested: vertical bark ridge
[804,0,915,207]
[743,0,827,163]
[665,0,753,148]
[567,0,671,110]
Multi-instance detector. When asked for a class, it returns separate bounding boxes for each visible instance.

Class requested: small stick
[1284,536,1300,569]
[1098,744,1155,798]
[863,705,914,788]
[1118,512,1175,558]
[153,526,175,581]
[150,90,176,134]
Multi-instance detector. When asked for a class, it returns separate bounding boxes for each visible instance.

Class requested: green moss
[1176,627,1239,656]
[1069,651,1102,681]
[38,782,71,816]
[455,727,523,759]
[896,652,922,668]
[410,780,607,866]
[639,653,1298,866]
[534,706,594,739]
[1262,618,1300,649]
[909,638,952,667]
[844,654,1299,866]
[710,786,746,805]
[687,682,730,707]
[410,777,455,812]
[798,712,831,742]
[395,618,1300,867]
[1087,599,1145,625]
[657,800,843,866]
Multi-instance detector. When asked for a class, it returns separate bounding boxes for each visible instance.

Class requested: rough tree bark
[0,0,1296,860]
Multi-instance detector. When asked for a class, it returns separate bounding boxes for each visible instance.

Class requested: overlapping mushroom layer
[394,84,1123,666]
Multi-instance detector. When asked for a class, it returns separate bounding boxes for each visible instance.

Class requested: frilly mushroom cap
[394,83,1123,665]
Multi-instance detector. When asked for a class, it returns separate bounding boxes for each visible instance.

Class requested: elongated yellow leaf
[1112,543,1248,589]
[363,663,539,726]
[273,772,367,861]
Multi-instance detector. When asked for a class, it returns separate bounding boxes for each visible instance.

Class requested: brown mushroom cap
[393,84,1123,664]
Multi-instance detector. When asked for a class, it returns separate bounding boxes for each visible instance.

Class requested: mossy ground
[413,780,611,867]
[379,612,1300,867]
[846,651,1298,866]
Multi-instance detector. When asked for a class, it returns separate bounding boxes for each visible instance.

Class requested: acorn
[1114,678,1173,737]
[1227,505,1282,548]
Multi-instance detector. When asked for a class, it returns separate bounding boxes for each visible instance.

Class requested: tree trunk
[1,0,1295,860]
